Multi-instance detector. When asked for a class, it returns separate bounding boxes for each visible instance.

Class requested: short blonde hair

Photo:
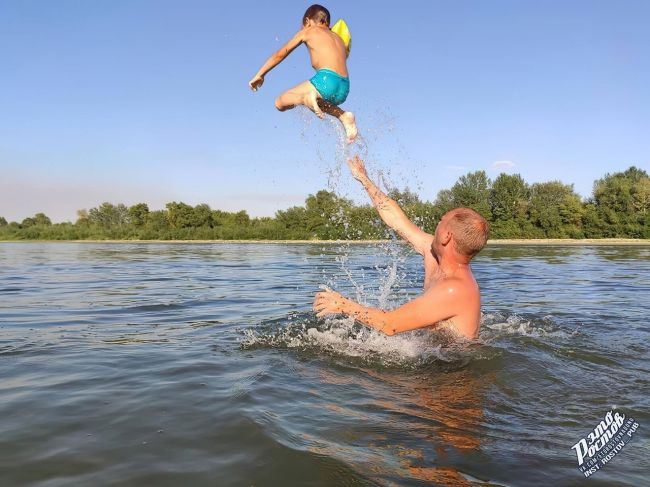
[445,208,489,258]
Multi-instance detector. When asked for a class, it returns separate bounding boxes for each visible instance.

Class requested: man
[313,156,489,339]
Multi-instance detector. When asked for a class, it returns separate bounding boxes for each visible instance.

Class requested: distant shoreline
[0,238,648,246]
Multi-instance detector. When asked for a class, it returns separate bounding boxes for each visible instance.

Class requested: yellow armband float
[331,19,351,56]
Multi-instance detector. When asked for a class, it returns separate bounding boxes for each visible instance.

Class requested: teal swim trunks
[309,68,350,106]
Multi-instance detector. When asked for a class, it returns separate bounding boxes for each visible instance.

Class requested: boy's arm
[249,30,305,91]
[313,285,459,336]
[348,157,433,256]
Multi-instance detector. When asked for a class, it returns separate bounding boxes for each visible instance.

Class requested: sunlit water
[1,242,649,486]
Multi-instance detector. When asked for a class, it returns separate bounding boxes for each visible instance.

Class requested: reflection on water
[0,242,649,486]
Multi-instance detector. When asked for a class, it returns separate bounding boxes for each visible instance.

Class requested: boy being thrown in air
[249,4,358,143]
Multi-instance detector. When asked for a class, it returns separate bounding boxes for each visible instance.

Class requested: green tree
[20,213,51,228]
[582,202,604,237]
[449,171,491,217]
[529,181,584,237]
[34,213,52,225]
[346,205,385,239]
[128,203,149,226]
[145,210,169,231]
[0,217,7,226]
[233,210,250,226]
[211,209,251,228]
[434,188,455,215]
[388,187,421,206]
[304,190,353,239]
[591,166,649,236]
[166,202,195,229]
[593,167,648,219]
[490,173,530,222]
[191,204,212,227]
[76,209,90,226]
[21,217,35,228]
[632,177,650,215]
[88,203,129,227]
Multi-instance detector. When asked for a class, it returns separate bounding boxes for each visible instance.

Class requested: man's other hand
[313,289,347,317]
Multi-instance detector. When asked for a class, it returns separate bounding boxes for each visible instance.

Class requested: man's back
[303,26,348,76]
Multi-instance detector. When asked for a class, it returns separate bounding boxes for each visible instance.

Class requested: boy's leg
[275,81,323,118]
[318,100,358,143]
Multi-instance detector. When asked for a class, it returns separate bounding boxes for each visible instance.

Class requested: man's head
[432,208,489,261]
[303,4,330,27]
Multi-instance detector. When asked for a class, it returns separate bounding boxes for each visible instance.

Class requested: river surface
[1,242,648,486]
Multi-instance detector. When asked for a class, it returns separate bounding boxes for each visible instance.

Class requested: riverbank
[1,238,648,245]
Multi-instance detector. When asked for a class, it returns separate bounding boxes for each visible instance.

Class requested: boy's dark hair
[303,4,330,26]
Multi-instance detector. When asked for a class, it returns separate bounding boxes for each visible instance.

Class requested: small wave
[481,312,579,339]
[0,287,25,293]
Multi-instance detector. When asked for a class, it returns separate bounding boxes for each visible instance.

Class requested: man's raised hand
[347,156,369,182]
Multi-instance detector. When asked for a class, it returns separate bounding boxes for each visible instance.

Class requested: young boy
[248,4,358,143]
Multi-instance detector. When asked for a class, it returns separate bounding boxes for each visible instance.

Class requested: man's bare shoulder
[428,273,479,298]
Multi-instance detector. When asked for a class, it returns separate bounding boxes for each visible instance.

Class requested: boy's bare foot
[306,91,324,118]
[339,112,358,143]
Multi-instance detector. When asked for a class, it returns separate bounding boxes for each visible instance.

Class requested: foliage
[1,167,648,241]
[448,171,491,218]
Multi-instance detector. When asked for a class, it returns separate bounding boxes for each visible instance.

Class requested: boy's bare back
[302,26,348,77]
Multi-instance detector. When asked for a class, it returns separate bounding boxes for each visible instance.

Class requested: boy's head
[303,4,330,27]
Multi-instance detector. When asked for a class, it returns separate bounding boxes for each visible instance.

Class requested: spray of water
[239,109,457,365]
[240,311,476,369]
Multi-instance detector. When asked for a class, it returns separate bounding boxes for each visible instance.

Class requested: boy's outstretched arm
[249,31,305,91]
[347,157,433,255]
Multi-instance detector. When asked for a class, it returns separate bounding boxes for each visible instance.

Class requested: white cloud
[491,160,516,170]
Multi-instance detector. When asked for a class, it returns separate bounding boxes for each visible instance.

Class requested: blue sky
[1,0,648,222]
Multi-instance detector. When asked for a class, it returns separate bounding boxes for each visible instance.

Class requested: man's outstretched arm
[313,285,460,336]
[347,156,432,255]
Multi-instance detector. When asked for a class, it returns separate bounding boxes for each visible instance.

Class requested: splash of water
[256,108,457,367]
[240,312,476,369]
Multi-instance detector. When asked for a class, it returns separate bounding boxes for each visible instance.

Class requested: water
[1,242,649,486]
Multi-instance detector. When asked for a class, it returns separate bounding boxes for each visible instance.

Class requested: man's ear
[441,231,452,246]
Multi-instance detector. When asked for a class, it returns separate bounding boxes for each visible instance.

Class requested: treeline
[1,166,648,240]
